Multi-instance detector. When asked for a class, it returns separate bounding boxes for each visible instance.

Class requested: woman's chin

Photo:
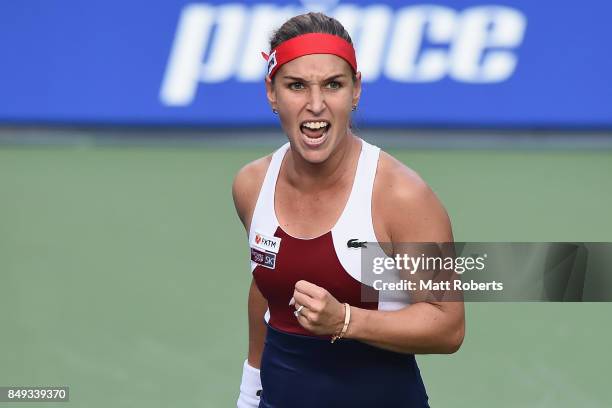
[287,128,350,164]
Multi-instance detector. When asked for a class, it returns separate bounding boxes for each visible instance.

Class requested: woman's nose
[306,87,326,114]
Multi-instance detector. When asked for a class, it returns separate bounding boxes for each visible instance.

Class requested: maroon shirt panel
[253,226,379,337]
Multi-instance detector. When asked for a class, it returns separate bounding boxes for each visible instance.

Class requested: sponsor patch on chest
[251,232,281,253]
[250,232,282,269]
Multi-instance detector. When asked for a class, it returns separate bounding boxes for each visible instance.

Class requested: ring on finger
[294,305,305,317]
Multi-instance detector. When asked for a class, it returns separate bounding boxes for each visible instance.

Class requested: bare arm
[348,153,464,354]
[232,156,272,368]
[348,300,464,354]
[247,279,268,368]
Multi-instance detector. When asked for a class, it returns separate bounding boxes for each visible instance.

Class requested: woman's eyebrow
[281,74,347,82]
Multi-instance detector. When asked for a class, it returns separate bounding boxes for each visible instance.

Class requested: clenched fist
[290,280,346,336]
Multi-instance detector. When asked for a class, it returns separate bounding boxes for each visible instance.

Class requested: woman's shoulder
[373,149,453,242]
[232,154,273,231]
[375,150,430,201]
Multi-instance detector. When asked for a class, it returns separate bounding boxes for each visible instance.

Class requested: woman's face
[266,53,361,164]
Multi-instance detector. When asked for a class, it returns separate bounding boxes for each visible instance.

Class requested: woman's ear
[352,71,362,108]
[265,76,278,112]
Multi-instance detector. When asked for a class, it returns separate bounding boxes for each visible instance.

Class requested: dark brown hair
[269,12,353,50]
[269,12,356,82]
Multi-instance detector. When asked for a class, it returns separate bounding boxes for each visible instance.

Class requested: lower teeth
[302,126,328,135]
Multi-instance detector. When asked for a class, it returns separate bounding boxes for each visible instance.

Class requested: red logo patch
[255,234,261,244]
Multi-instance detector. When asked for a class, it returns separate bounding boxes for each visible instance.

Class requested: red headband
[261,33,357,79]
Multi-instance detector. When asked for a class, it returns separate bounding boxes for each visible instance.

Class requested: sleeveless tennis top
[249,139,410,337]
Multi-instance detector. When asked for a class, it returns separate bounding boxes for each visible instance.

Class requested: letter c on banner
[385,5,457,82]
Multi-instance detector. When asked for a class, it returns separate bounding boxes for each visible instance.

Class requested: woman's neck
[285,131,361,193]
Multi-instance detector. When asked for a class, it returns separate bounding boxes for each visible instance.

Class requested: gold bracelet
[331,303,351,343]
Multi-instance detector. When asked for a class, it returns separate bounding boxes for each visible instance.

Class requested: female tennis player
[233,12,464,408]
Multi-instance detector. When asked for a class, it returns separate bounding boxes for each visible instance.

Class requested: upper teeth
[303,121,328,129]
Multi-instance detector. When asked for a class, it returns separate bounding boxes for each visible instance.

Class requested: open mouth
[300,121,330,147]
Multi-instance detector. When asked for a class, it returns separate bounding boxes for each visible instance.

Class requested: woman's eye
[289,82,304,90]
[326,81,341,89]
